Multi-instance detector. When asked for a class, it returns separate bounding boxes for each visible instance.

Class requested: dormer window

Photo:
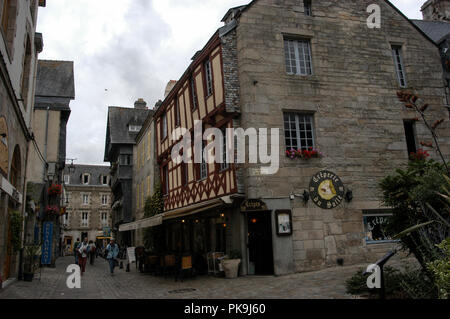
[102,175,108,185]
[129,125,142,132]
[82,174,90,185]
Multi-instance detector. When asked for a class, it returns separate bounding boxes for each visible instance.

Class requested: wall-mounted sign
[275,210,292,236]
[241,199,268,212]
[41,222,53,265]
[309,170,345,209]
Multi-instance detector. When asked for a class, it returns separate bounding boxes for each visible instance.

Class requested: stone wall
[235,0,450,272]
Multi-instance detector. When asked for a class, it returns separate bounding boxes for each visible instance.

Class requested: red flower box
[47,184,62,196]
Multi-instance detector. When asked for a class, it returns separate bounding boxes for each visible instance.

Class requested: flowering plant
[47,184,62,196]
[45,205,59,215]
[410,149,430,161]
[286,148,322,160]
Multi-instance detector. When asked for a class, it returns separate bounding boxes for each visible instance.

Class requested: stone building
[140,0,450,277]
[25,60,75,266]
[118,102,156,247]
[421,0,450,21]
[104,99,150,246]
[62,165,111,252]
[0,0,46,288]
[413,1,450,115]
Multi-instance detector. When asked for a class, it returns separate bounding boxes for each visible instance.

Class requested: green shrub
[10,210,23,252]
[427,239,450,299]
[345,265,437,299]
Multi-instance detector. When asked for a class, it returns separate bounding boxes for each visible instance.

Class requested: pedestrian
[73,238,80,265]
[89,240,96,265]
[77,237,90,276]
[106,239,119,276]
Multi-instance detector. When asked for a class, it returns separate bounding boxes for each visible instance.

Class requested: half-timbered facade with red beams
[154,28,241,213]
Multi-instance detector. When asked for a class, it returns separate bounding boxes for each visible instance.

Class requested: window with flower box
[283,112,315,151]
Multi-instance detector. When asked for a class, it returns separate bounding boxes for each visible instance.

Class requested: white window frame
[81,212,89,228]
[64,174,70,185]
[82,194,89,205]
[82,174,90,185]
[129,125,142,132]
[284,38,313,76]
[101,212,108,227]
[101,195,108,206]
[162,113,168,140]
[199,142,208,180]
[392,45,407,88]
[284,112,316,151]
[204,59,213,96]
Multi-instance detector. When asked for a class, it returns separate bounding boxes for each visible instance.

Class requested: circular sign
[309,170,345,209]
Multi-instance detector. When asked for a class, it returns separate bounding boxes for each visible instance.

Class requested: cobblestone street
[0,256,416,299]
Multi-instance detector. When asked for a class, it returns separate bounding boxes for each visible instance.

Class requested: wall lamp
[345,189,353,203]
[303,190,310,203]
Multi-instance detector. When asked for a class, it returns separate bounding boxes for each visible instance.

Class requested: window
[220,127,229,171]
[64,174,70,185]
[163,165,169,195]
[199,141,208,180]
[392,45,407,87]
[284,39,313,75]
[101,212,108,226]
[120,154,132,166]
[304,0,312,16]
[81,212,89,227]
[190,75,198,110]
[161,113,168,140]
[129,125,142,132]
[204,59,213,96]
[404,120,417,158]
[363,210,397,244]
[284,113,315,151]
[64,192,70,205]
[181,162,188,186]
[62,213,69,225]
[82,174,90,185]
[21,36,32,109]
[102,175,108,185]
[175,96,181,127]
[101,195,108,206]
[1,0,17,53]
[82,194,89,205]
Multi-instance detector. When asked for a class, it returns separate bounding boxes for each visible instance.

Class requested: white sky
[36,0,425,165]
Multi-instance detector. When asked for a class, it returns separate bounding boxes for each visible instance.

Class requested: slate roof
[63,164,110,186]
[412,20,450,44]
[36,60,75,98]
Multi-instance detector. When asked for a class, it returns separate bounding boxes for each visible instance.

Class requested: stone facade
[62,165,112,252]
[0,0,45,285]
[422,0,450,21]
[232,0,450,273]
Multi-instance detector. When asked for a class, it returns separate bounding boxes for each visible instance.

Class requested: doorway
[3,210,13,280]
[247,211,274,275]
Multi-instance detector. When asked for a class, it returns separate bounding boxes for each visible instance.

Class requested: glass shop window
[363,210,397,244]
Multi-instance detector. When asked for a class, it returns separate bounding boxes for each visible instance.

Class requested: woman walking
[106,239,119,276]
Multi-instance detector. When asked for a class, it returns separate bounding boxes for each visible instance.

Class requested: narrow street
[0,256,413,299]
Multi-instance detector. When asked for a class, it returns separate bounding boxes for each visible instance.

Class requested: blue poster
[41,222,53,265]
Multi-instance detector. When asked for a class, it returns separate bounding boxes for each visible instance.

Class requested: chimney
[134,98,147,109]
[421,0,450,21]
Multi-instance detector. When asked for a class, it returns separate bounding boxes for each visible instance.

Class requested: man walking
[106,239,119,276]
[73,238,80,265]
[78,237,90,276]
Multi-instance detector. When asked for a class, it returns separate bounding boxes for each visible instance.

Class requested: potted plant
[23,245,40,282]
[221,250,242,279]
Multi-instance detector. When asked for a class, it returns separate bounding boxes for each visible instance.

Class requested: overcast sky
[36,0,424,166]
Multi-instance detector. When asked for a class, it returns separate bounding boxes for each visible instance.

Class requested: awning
[162,198,226,221]
[118,196,231,232]
[119,214,163,232]
[0,176,23,204]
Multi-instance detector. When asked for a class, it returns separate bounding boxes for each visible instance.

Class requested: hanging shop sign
[241,199,268,212]
[309,170,345,209]
[41,222,54,265]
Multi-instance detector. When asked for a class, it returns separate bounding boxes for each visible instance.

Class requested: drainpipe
[43,107,49,181]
